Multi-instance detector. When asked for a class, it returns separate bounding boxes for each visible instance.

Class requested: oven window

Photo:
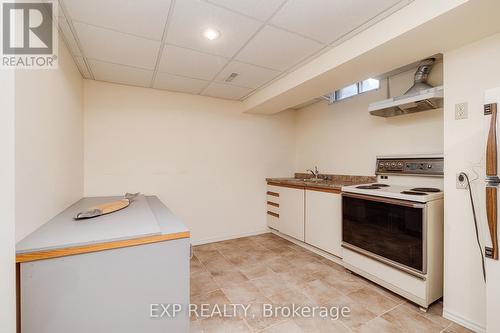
[342,196,424,272]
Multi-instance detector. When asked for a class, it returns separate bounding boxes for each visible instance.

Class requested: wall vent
[225,72,239,82]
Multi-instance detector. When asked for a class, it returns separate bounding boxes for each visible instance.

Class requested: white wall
[15,38,84,241]
[295,64,444,175]
[0,70,16,333]
[83,81,296,244]
[443,32,500,332]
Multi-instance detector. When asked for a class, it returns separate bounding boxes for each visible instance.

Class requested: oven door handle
[342,192,426,208]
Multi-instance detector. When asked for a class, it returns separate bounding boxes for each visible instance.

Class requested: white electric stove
[342,183,443,203]
[341,155,444,310]
[342,154,444,202]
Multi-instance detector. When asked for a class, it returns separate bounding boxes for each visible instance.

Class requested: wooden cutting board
[75,193,139,220]
[92,199,130,215]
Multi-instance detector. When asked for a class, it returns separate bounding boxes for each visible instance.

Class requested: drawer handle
[267,201,279,207]
[267,211,279,218]
[267,191,279,197]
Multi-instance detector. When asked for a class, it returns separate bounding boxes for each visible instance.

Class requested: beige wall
[15,38,84,241]
[83,81,296,244]
[443,32,500,332]
[295,64,444,175]
[0,70,16,333]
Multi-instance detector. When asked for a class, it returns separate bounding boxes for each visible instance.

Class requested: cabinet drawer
[266,202,279,214]
[267,194,279,203]
[267,211,279,229]
[267,185,280,196]
[266,190,279,197]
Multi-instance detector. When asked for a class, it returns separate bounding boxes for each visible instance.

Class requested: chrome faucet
[306,166,320,179]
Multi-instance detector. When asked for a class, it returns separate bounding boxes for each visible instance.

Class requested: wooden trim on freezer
[16,231,190,263]
[16,263,20,333]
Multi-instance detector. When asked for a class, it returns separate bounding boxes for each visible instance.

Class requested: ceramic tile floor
[190,233,473,333]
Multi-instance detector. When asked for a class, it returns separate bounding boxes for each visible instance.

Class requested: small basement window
[360,78,380,93]
[325,78,380,104]
[335,84,358,100]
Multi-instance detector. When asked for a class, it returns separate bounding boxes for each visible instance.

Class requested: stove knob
[397,162,403,168]
[427,164,432,169]
[391,162,396,168]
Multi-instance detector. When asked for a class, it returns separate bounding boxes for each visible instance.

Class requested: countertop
[16,195,189,263]
[267,174,376,192]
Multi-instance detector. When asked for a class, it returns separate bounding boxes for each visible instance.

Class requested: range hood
[369,58,444,117]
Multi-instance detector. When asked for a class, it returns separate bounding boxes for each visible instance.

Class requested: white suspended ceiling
[58,0,413,100]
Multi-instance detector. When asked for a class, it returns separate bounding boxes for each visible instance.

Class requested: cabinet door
[305,190,342,257]
[279,187,305,241]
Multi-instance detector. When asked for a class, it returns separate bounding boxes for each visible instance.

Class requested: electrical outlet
[456,173,468,189]
[455,102,468,120]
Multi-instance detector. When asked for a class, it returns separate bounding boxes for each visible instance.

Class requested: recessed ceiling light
[202,28,220,41]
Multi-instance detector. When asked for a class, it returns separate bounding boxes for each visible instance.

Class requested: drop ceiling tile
[73,22,161,69]
[166,0,261,57]
[154,72,208,94]
[74,56,91,78]
[204,0,286,21]
[89,59,153,87]
[236,25,323,71]
[63,0,171,40]
[158,45,228,80]
[203,82,253,100]
[215,61,280,89]
[270,0,402,44]
[58,17,81,56]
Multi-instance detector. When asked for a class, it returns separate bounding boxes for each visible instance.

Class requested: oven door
[342,193,427,277]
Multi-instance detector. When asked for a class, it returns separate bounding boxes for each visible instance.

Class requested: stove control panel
[376,157,443,176]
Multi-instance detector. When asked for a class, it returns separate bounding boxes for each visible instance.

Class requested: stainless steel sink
[299,178,324,182]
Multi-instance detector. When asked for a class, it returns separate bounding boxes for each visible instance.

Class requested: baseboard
[190,229,270,246]
[270,229,344,266]
[443,309,485,333]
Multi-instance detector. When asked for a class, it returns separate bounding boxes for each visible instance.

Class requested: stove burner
[357,185,382,189]
[371,184,390,187]
[411,187,441,193]
[401,191,428,196]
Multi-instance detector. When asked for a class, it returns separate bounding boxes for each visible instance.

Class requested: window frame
[328,78,380,104]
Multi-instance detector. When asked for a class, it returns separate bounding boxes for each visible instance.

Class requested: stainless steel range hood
[369,58,444,117]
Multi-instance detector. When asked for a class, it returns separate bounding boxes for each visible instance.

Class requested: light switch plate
[455,102,468,120]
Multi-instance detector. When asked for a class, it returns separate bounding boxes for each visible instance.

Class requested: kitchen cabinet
[276,186,305,241]
[305,189,342,257]
[266,183,305,241]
